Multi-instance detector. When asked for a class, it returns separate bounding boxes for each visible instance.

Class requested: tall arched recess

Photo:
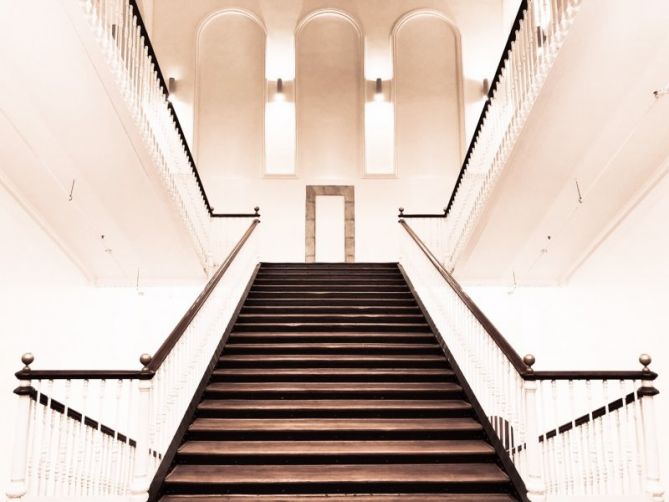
[392,10,464,182]
[194,10,266,182]
[296,10,364,179]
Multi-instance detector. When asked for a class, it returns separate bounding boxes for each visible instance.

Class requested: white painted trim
[295,8,365,180]
[193,8,267,180]
[390,9,466,179]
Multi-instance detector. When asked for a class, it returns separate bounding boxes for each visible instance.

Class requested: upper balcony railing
[412,0,583,271]
[79,0,258,270]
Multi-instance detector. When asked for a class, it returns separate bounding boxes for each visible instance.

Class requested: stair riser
[174,453,496,466]
[255,274,404,280]
[218,360,448,369]
[186,429,486,442]
[195,409,473,419]
[245,299,418,306]
[240,307,422,315]
[247,293,414,299]
[227,335,435,344]
[253,280,407,285]
[210,374,456,383]
[233,325,430,333]
[250,286,410,293]
[163,481,509,496]
[236,316,425,324]
[203,390,463,400]
[222,347,443,356]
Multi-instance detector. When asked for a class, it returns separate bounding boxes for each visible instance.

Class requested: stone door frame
[305,185,355,262]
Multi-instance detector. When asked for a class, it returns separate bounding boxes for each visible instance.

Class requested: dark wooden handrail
[15,219,260,381]
[444,0,529,219]
[399,220,657,382]
[148,219,260,371]
[400,219,530,374]
[128,1,258,219]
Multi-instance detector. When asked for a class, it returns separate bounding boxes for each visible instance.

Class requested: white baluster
[130,355,153,502]
[6,354,35,499]
[522,355,546,501]
[638,355,664,501]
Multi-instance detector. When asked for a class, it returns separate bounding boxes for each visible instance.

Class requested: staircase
[159,263,521,501]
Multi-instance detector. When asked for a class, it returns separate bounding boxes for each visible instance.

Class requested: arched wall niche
[392,9,464,182]
[295,9,364,179]
[194,9,266,182]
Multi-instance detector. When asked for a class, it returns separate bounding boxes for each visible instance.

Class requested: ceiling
[0,1,205,285]
[455,0,669,286]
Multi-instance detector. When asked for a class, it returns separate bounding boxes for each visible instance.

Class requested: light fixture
[374,78,384,102]
[168,77,177,101]
[275,78,285,102]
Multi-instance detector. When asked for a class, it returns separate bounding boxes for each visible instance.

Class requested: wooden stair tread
[229,332,433,339]
[198,399,471,411]
[224,343,441,350]
[190,418,482,432]
[206,383,461,393]
[221,354,443,361]
[213,368,454,377]
[178,440,495,456]
[161,495,517,501]
[165,463,509,484]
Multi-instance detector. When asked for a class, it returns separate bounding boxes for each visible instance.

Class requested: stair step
[189,418,483,441]
[245,298,417,306]
[204,383,461,401]
[250,285,410,292]
[236,314,425,324]
[197,399,471,418]
[228,332,436,344]
[240,306,421,315]
[223,343,442,355]
[164,463,510,492]
[254,279,407,285]
[247,292,414,299]
[256,272,403,279]
[233,323,430,333]
[261,263,398,269]
[175,439,496,465]
[160,494,518,501]
[211,367,455,382]
[218,354,447,368]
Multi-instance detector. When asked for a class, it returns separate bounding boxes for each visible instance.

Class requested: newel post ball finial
[140,353,152,371]
[639,353,652,372]
[399,207,404,216]
[523,354,536,371]
[21,353,34,371]
[254,206,260,216]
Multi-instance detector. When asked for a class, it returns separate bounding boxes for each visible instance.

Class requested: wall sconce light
[374,78,384,102]
[482,78,490,96]
[168,77,177,101]
[275,78,285,102]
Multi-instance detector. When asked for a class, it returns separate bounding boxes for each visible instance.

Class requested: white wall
[462,169,669,489]
[0,182,203,492]
[150,0,505,262]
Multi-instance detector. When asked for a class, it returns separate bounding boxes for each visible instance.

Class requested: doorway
[305,185,355,262]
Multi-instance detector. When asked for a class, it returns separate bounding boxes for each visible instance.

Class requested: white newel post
[6,354,35,500]
[130,354,154,502]
[523,355,546,501]
[639,354,664,501]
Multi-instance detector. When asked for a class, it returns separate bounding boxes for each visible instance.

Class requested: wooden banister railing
[399,218,663,500]
[7,218,260,500]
